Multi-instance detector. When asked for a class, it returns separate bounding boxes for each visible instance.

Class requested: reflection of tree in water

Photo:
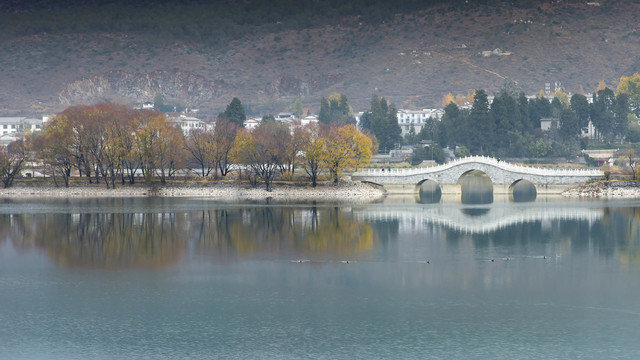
[193,207,375,258]
[441,206,640,264]
[1,212,188,268]
[596,207,640,265]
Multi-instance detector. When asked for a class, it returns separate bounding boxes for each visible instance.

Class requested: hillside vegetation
[1,0,639,116]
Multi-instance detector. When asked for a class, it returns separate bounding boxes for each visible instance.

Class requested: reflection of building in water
[355,205,604,234]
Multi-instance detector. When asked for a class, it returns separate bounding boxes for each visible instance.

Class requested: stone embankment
[0,181,386,203]
[563,181,640,199]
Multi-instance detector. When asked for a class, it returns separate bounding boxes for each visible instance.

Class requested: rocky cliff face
[58,70,228,107]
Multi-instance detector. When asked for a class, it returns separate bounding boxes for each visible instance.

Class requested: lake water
[1,197,639,359]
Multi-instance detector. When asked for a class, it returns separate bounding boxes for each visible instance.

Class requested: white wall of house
[540,118,559,131]
[0,117,43,135]
[396,109,441,137]
[167,115,209,135]
[243,118,261,131]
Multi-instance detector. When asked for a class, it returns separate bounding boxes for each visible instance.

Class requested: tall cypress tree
[517,92,531,132]
[469,89,495,154]
[318,97,330,124]
[361,95,401,152]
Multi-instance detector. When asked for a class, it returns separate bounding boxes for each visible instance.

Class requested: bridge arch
[456,169,495,185]
[509,179,537,202]
[458,170,493,204]
[417,179,442,203]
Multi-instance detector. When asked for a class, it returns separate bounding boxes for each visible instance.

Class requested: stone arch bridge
[352,156,603,195]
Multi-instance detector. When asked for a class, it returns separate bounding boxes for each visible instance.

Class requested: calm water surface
[1,197,639,359]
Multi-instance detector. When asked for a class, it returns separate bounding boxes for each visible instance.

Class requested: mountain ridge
[1,0,639,117]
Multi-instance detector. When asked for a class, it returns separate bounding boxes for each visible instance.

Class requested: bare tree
[0,139,26,188]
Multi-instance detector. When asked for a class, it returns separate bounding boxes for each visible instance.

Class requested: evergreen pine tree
[222,97,246,125]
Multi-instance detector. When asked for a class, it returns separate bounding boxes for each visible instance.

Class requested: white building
[0,117,43,135]
[276,112,295,122]
[300,115,319,127]
[540,118,559,131]
[0,133,20,148]
[396,109,442,137]
[166,115,209,135]
[581,120,598,139]
[243,118,261,131]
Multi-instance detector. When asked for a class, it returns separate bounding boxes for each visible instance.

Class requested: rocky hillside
[1,0,639,117]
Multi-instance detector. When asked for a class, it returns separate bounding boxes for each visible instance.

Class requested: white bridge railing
[354,155,603,177]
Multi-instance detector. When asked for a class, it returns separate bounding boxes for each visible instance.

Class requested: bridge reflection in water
[356,203,603,235]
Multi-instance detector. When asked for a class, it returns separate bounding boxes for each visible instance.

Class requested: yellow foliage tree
[617,73,640,111]
[135,113,172,184]
[37,115,75,187]
[442,93,455,107]
[322,125,372,182]
[230,127,255,181]
[596,80,607,92]
[554,90,570,108]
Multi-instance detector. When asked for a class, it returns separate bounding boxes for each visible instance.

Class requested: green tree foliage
[220,97,246,126]
[436,103,463,148]
[468,89,495,154]
[559,108,580,138]
[411,143,444,165]
[432,89,600,159]
[491,91,522,150]
[293,98,304,120]
[153,94,176,113]
[591,87,616,141]
[318,93,355,126]
[529,96,552,129]
[359,95,402,152]
[551,97,564,117]
[527,138,553,158]
[261,114,276,123]
[517,93,531,132]
[570,94,590,129]
[613,93,630,142]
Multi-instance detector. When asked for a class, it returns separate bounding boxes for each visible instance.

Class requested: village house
[166,114,210,135]
[0,133,19,148]
[581,120,597,139]
[396,109,443,137]
[540,118,560,131]
[300,115,319,127]
[0,117,43,135]
[243,117,261,131]
[276,112,295,122]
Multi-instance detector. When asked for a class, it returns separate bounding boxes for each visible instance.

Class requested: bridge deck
[353,156,603,189]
